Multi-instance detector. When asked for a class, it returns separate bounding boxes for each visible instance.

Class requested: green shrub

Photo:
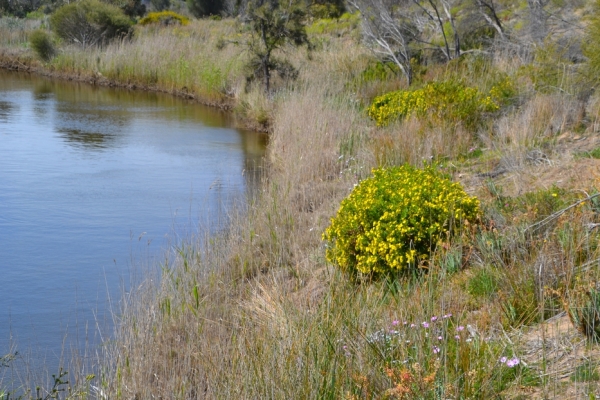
[29,29,55,61]
[139,11,189,26]
[367,79,512,129]
[306,12,359,36]
[582,0,600,87]
[323,165,480,277]
[50,0,133,48]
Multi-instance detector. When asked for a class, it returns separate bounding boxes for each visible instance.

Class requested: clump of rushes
[139,11,190,26]
[567,283,600,342]
[368,79,512,129]
[29,29,55,61]
[323,165,480,277]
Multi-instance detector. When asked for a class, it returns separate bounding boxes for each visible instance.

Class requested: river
[0,69,265,381]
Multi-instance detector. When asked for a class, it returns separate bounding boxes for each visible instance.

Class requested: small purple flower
[343,345,348,350]
[456,326,465,332]
[433,346,440,354]
[392,320,399,326]
[437,336,443,341]
[443,313,452,319]
[403,321,408,326]
[454,335,460,340]
[506,358,520,368]
[410,323,416,328]
[422,322,430,328]
[431,316,438,322]
[499,356,507,364]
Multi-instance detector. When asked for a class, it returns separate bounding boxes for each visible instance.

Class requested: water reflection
[56,128,119,150]
[0,69,266,375]
[0,100,13,122]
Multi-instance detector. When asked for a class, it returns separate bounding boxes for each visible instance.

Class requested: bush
[50,0,133,49]
[29,29,55,61]
[367,79,512,129]
[323,165,480,277]
[187,0,223,18]
[139,11,189,26]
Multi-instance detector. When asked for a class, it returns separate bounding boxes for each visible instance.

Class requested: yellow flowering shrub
[139,11,190,26]
[323,165,480,276]
[368,79,512,129]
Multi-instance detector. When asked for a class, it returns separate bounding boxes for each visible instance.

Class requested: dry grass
[4,10,600,399]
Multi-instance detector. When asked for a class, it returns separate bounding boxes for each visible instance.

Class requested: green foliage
[150,0,169,12]
[579,147,600,159]
[368,79,512,129]
[524,40,578,94]
[571,360,600,382]
[568,284,600,342]
[50,0,133,48]
[582,0,600,87]
[501,186,569,224]
[106,0,146,17]
[306,11,359,36]
[308,1,344,19]
[358,61,399,83]
[29,29,55,61]
[242,0,310,93]
[468,267,499,299]
[187,0,223,18]
[323,165,480,277]
[139,11,189,26]
[501,277,540,328]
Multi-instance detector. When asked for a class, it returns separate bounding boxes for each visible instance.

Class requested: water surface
[0,70,265,374]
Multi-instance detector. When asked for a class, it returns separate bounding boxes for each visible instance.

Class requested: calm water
[0,70,265,373]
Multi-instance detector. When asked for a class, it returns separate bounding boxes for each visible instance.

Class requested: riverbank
[3,8,600,398]
[0,18,267,130]
[0,49,236,108]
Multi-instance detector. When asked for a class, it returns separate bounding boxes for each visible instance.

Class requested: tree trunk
[527,0,547,44]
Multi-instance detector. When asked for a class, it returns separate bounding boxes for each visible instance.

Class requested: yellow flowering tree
[323,165,479,277]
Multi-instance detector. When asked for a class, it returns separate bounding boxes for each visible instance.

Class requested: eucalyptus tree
[242,0,310,93]
[347,0,416,85]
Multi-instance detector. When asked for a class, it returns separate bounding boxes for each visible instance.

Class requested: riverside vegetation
[2,0,600,398]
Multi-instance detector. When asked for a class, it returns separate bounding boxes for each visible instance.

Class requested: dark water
[0,70,265,375]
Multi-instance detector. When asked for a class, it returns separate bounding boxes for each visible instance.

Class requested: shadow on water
[0,100,14,122]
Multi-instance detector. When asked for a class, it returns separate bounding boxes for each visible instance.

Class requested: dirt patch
[510,314,600,398]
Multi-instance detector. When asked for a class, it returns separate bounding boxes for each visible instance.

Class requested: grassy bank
[3,4,600,398]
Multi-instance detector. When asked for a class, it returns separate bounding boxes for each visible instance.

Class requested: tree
[409,0,461,61]
[242,0,310,93]
[50,0,132,49]
[348,0,415,85]
[474,0,504,40]
[349,0,465,85]
[187,0,224,17]
[527,0,548,44]
[150,0,170,12]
